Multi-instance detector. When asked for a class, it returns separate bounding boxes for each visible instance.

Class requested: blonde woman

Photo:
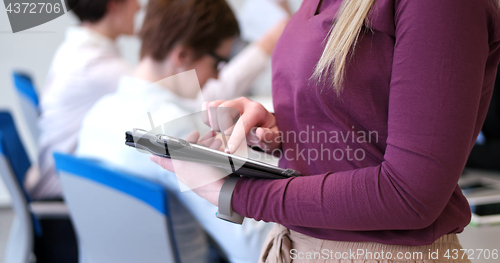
[152,0,500,262]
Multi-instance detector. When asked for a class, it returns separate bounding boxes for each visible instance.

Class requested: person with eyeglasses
[76,0,289,262]
[207,50,229,73]
[201,16,289,102]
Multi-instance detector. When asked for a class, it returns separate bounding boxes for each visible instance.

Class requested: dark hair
[139,0,240,61]
[66,0,121,23]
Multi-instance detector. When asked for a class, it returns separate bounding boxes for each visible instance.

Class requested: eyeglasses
[207,51,229,72]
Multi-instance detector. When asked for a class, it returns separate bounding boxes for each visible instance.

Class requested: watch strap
[216,176,244,224]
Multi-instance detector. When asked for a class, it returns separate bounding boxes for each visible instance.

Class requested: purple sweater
[232,0,500,246]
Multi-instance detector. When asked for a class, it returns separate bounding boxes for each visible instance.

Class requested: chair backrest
[12,71,40,147]
[54,153,180,263]
[0,130,34,263]
[12,72,39,108]
[0,111,32,201]
[0,111,41,235]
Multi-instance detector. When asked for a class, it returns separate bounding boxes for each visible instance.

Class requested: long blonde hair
[312,0,375,96]
[313,0,500,96]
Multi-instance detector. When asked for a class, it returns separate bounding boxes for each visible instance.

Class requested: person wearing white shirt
[29,0,140,200]
[77,0,288,262]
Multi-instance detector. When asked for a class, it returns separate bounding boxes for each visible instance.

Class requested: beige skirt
[259,224,472,263]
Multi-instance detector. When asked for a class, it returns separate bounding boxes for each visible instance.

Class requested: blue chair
[54,153,181,263]
[0,111,67,263]
[0,131,33,263]
[12,71,40,148]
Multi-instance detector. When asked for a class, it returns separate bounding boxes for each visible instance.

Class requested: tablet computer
[125,128,302,179]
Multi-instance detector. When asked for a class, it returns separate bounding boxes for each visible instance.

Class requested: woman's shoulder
[390,0,499,43]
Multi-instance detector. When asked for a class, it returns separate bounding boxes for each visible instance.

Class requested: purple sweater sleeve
[231,0,494,230]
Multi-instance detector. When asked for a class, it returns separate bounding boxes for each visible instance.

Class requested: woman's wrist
[192,177,226,206]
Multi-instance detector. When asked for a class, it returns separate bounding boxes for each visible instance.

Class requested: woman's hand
[202,97,282,154]
[150,130,227,206]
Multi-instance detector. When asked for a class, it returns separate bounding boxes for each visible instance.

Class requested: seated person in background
[466,65,500,171]
[29,0,140,200]
[77,0,285,262]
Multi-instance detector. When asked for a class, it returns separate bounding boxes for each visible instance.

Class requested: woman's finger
[201,100,226,129]
[199,136,215,147]
[224,99,275,153]
[256,126,281,144]
[201,97,276,153]
[209,138,223,151]
[185,130,200,143]
[199,130,216,146]
[246,127,260,146]
[210,100,245,134]
[150,155,175,172]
